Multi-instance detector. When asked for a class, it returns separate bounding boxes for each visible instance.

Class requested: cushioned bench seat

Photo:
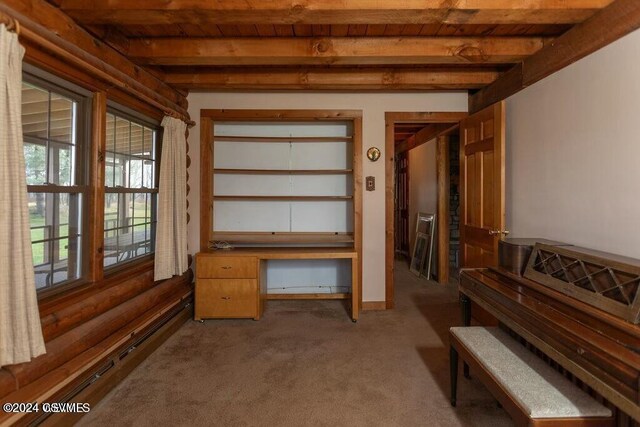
[449,327,613,426]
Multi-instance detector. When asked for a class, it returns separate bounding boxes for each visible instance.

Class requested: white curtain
[154,116,188,280]
[0,24,46,367]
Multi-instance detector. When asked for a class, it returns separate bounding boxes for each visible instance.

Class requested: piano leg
[460,293,471,379]
[450,346,458,407]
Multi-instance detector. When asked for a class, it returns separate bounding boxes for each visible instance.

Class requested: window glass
[22,78,85,291]
[104,111,158,268]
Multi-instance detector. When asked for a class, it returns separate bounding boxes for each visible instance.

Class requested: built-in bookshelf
[203,114,360,247]
[199,109,362,298]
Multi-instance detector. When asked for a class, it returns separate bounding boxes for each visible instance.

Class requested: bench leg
[450,346,458,407]
[460,294,471,379]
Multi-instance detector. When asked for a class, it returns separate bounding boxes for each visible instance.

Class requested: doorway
[384,112,467,309]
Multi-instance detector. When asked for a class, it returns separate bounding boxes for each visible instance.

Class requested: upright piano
[459,240,640,424]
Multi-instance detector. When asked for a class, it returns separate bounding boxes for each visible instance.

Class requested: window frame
[103,102,161,273]
[22,66,92,295]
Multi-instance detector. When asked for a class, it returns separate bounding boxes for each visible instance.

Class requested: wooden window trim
[20,63,168,303]
[23,71,91,294]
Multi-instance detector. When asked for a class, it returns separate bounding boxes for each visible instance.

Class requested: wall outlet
[366,176,375,191]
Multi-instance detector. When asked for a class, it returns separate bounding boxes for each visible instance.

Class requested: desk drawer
[196,279,258,318]
[197,256,257,278]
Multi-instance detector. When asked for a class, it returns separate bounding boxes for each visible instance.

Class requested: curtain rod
[0,11,20,35]
[165,110,196,128]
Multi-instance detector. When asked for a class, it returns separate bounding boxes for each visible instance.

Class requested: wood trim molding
[87,92,106,282]
[436,135,450,285]
[353,116,363,312]
[201,109,363,120]
[266,293,349,300]
[384,112,467,309]
[362,301,387,311]
[469,0,640,113]
[199,118,213,252]
[384,118,395,310]
[395,123,457,154]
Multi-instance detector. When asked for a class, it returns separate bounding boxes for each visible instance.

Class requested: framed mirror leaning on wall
[410,213,436,279]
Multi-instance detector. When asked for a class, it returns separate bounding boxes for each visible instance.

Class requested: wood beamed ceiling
[39,0,630,93]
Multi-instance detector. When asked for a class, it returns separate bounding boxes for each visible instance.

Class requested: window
[104,109,158,268]
[22,76,88,291]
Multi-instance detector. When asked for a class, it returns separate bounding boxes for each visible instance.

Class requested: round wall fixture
[367,147,381,162]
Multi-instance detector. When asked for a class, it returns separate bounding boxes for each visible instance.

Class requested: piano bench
[449,327,614,427]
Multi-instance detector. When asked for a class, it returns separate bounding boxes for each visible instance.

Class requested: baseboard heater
[28,297,193,427]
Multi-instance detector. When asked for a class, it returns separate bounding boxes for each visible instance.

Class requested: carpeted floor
[78,262,513,427]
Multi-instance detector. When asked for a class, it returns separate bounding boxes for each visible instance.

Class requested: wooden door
[394,151,410,258]
[459,101,506,268]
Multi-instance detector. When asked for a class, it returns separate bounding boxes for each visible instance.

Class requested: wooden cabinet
[195,254,263,320]
[198,110,363,320]
[195,248,359,322]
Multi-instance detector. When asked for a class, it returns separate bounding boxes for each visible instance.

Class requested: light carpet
[78,262,513,427]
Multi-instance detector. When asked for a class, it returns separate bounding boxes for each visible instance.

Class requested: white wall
[506,29,640,258]
[408,138,438,249]
[187,92,467,302]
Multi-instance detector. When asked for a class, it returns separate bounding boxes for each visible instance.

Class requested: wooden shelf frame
[213,135,352,143]
[200,109,363,308]
[214,168,353,175]
[213,195,353,201]
[211,232,354,244]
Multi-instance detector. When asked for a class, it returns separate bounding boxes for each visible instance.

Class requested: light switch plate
[366,176,375,191]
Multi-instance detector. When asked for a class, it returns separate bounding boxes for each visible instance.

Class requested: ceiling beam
[396,123,456,154]
[164,68,500,90]
[0,0,188,116]
[128,37,545,66]
[59,0,613,25]
[469,0,640,113]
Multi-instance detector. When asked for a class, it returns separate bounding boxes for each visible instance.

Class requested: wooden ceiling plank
[365,25,386,36]
[419,24,442,36]
[383,24,405,36]
[400,24,424,36]
[163,68,500,90]
[330,25,349,37]
[469,0,640,112]
[347,24,368,37]
[273,24,294,36]
[236,25,259,37]
[293,25,313,37]
[59,1,614,26]
[127,36,545,66]
[312,24,332,36]
[255,24,277,37]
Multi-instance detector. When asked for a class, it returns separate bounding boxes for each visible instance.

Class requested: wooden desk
[195,247,359,322]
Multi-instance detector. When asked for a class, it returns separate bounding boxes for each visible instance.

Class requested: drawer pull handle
[221,296,231,300]
[221,266,232,270]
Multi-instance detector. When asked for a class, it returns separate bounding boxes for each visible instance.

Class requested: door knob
[489,229,510,236]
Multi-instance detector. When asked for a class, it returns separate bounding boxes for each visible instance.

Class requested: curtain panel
[154,116,188,281]
[0,24,46,367]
